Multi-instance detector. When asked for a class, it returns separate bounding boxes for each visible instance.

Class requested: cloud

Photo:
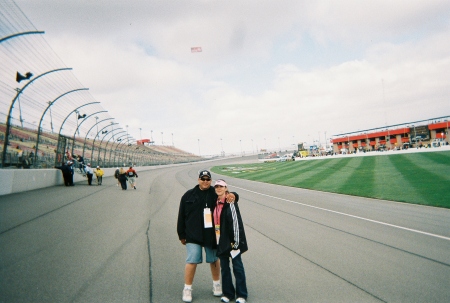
[12,0,450,155]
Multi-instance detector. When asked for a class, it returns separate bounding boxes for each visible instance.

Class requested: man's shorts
[128,176,136,184]
[186,243,218,264]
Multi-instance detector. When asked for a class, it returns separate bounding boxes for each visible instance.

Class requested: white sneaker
[213,283,222,296]
[236,298,246,303]
[220,297,230,303]
[182,288,192,302]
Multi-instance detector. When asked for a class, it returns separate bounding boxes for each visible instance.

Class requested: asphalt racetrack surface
[1,156,449,302]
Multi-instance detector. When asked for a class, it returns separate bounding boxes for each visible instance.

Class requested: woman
[95,166,104,185]
[214,179,248,303]
[118,167,128,190]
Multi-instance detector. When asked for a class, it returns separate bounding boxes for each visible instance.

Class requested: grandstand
[0,123,201,168]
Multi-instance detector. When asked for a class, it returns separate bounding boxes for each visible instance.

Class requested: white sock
[184,284,192,290]
[213,280,220,285]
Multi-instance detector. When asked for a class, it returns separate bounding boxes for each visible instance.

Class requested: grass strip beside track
[211,151,450,208]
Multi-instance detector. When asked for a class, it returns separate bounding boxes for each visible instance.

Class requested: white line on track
[233,186,450,241]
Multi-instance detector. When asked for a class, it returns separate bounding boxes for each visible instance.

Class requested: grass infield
[211,151,450,209]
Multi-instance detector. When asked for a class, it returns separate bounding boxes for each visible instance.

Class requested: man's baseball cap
[198,170,211,179]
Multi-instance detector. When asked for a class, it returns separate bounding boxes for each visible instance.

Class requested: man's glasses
[200,178,211,181]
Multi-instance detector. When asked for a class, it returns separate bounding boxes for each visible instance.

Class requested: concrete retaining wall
[0,155,239,196]
[0,166,162,196]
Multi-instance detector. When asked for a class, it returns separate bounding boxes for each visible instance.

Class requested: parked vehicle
[431,138,445,148]
[411,136,426,143]
[276,154,291,162]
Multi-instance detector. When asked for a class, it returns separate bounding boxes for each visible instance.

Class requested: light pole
[95,116,99,138]
[220,138,224,156]
[240,139,242,156]
[48,101,54,133]
[161,132,164,145]
[14,88,25,128]
[74,110,80,135]
[151,130,153,143]
[198,139,201,156]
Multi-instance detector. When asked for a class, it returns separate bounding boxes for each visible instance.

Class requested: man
[84,163,94,186]
[67,161,74,186]
[177,170,238,303]
[55,161,73,186]
[126,166,138,189]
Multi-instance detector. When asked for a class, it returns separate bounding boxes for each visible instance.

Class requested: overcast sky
[14,0,450,156]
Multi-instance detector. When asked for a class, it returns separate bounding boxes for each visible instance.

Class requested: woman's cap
[214,179,227,187]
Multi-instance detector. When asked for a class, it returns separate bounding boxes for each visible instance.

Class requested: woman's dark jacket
[118,172,128,182]
[216,201,248,257]
[177,185,239,248]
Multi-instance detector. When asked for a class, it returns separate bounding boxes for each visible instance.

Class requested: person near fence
[95,166,104,185]
[214,179,248,303]
[77,155,85,175]
[126,166,138,189]
[55,161,74,186]
[84,163,94,186]
[118,167,128,190]
[177,170,239,303]
[114,167,120,187]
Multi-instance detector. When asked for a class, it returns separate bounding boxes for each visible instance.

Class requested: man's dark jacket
[55,163,71,174]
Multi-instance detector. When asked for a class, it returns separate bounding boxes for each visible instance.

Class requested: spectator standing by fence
[95,166,104,185]
[77,155,85,175]
[84,163,94,186]
[55,161,74,186]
